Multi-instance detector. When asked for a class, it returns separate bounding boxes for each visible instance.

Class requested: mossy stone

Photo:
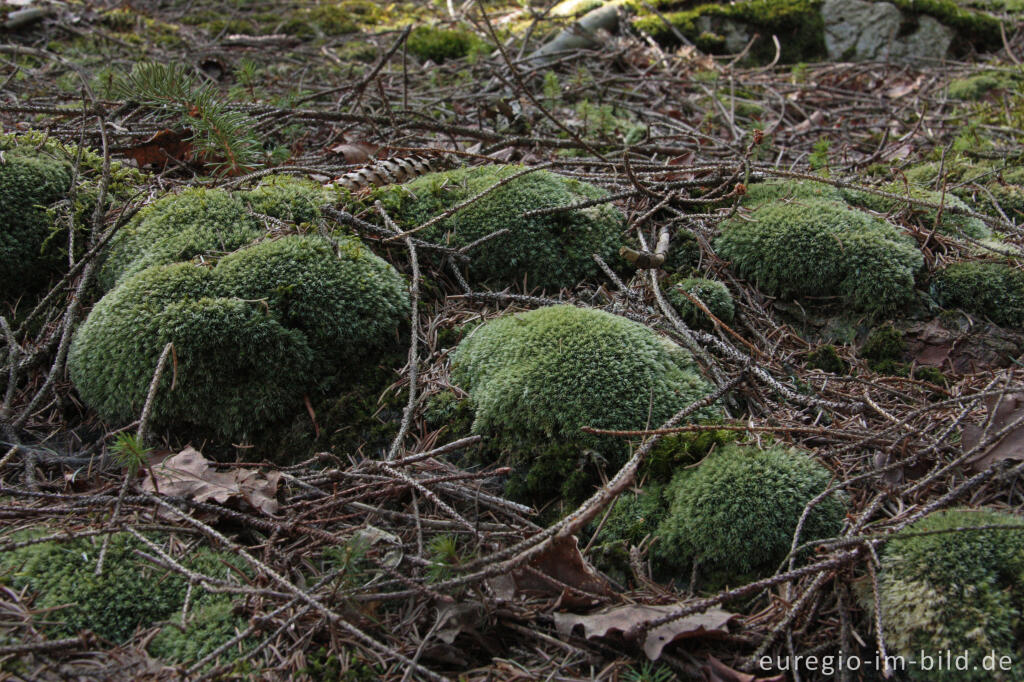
[878,508,1024,681]
[715,197,923,314]
[451,305,722,507]
[375,165,623,290]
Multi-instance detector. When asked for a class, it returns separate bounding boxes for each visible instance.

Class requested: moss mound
[654,443,846,584]
[0,152,73,294]
[665,277,735,330]
[948,70,1018,100]
[407,24,486,62]
[840,183,990,240]
[715,197,923,314]
[0,133,141,296]
[931,261,1024,328]
[741,178,843,206]
[375,165,623,290]
[148,599,252,667]
[451,305,721,506]
[878,508,1024,681]
[99,177,327,291]
[69,235,407,443]
[0,532,242,644]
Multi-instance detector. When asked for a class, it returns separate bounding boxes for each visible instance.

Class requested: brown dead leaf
[329,141,378,163]
[962,392,1024,472]
[702,655,785,682]
[512,535,613,607]
[122,129,193,169]
[554,602,734,660]
[141,446,280,515]
[884,75,924,99]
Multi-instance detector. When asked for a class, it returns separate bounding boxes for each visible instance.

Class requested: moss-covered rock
[100,177,327,291]
[840,183,990,240]
[450,305,721,507]
[715,197,923,314]
[407,24,486,62]
[0,532,242,644]
[654,443,846,584]
[69,235,407,443]
[877,508,1024,681]
[375,165,623,290]
[931,261,1024,328]
[665,277,735,330]
[631,0,826,64]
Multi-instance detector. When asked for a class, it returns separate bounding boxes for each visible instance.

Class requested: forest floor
[2,0,1024,680]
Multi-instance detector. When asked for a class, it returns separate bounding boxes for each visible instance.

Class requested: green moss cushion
[715,198,923,313]
[375,165,623,290]
[878,508,1024,681]
[665,277,735,330]
[148,599,252,667]
[0,533,242,644]
[655,444,846,582]
[841,183,990,240]
[451,305,721,505]
[0,152,72,293]
[931,261,1024,328]
[99,177,327,291]
[70,235,407,442]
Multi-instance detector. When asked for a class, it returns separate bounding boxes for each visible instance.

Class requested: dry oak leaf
[141,446,280,515]
[554,602,735,660]
[121,129,193,169]
[511,535,614,608]
[962,392,1024,472]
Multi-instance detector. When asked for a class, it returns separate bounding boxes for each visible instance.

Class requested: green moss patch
[840,183,990,240]
[653,443,846,585]
[0,532,243,644]
[70,235,407,444]
[450,305,721,508]
[715,197,923,314]
[100,177,327,291]
[149,598,252,668]
[664,277,735,330]
[931,261,1024,328]
[407,24,487,62]
[375,165,623,290]
[632,0,826,64]
[878,508,1024,681]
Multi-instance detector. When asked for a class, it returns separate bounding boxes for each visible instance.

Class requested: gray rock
[695,15,752,54]
[822,0,955,61]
